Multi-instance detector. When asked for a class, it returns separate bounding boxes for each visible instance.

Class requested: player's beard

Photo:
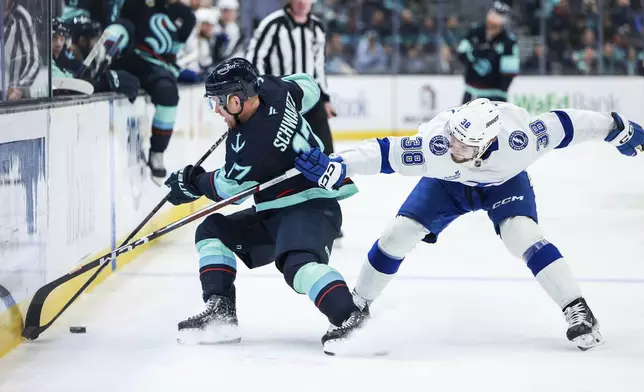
[450,153,473,164]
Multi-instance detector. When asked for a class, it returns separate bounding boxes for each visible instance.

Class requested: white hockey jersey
[338,102,616,187]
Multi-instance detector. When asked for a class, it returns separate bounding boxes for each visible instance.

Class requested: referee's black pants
[304,100,334,154]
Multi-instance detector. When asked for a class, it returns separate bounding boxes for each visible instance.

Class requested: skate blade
[323,324,388,357]
[573,330,605,351]
[323,338,389,357]
[177,324,241,345]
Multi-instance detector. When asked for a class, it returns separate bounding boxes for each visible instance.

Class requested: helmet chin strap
[224,100,245,125]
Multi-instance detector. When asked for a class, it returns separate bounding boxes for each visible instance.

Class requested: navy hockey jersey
[119,0,195,76]
[195,74,358,211]
[456,24,519,100]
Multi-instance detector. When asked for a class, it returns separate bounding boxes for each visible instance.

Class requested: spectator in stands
[326,32,356,74]
[521,43,552,75]
[2,0,40,101]
[398,9,420,55]
[546,0,576,69]
[368,8,393,51]
[178,8,216,83]
[400,46,427,74]
[211,0,244,65]
[570,28,597,74]
[612,25,632,59]
[572,46,598,74]
[315,0,348,36]
[418,17,441,55]
[354,30,388,73]
[600,42,626,74]
[626,45,643,75]
[443,14,463,49]
[611,0,635,32]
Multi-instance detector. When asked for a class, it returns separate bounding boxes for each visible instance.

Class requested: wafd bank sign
[325,76,644,136]
[509,77,644,123]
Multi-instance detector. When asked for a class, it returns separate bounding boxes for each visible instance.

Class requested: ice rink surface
[1,141,643,391]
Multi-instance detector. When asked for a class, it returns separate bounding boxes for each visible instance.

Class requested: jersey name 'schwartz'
[273,92,299,152]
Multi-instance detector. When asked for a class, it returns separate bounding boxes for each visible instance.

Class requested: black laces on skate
[564,302,587,327]
[332,311,363,332]
[187,297,219,321]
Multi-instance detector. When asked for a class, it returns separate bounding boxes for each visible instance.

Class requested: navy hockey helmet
[204,58,261,116]
[67,15,102,42]
[52,18,70,38]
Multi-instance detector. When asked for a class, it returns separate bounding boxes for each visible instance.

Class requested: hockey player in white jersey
[294,98,644,354]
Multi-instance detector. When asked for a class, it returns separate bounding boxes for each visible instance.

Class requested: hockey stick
[21,132,229,340]
[73,31,109,79]
[23,167,300,339]
[125,131,228,247]
[92,34,125,80]
[74,32,124,80]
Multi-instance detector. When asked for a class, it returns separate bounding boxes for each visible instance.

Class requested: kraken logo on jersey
[145,14,177,55]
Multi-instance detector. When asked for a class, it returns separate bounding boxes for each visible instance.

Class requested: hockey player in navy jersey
[164,58,366,353]
[91,0,196,182]
[455,1,518,103]
[62,0,195,182]
[296,98,644,353]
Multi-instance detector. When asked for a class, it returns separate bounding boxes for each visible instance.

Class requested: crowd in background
[318,0,644,75]
[1,0,644,103]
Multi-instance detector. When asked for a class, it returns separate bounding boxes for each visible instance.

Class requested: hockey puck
[69,326,86,334]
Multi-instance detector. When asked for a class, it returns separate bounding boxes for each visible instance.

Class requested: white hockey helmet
[447,98,501,160]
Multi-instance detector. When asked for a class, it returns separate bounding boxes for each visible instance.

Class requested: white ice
[1,142,644,391]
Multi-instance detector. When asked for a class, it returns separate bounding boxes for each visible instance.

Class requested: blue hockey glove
[164,165,205,205]
[294,148,346,190]
[605,112,644,157]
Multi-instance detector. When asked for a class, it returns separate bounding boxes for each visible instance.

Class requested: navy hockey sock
[150,104,176,153]
[288,256,358,326]
[196,238,237,301]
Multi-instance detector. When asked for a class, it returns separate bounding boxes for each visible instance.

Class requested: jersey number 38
[401,137,425,166]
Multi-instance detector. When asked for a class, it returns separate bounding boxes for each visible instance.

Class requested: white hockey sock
[355,260,394,302]
[535,258,582,309]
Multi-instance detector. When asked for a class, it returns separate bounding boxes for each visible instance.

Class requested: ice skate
[177,294,241,345]
[563,297,604,351]
[148,150,167,185]
[321,308,371,356]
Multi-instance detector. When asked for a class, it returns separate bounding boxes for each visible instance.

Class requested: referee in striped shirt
[246,0,337,155]
[2,0,40,101]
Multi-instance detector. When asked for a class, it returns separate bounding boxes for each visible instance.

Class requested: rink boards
[0,94,227,358]
[1,75,643,360]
